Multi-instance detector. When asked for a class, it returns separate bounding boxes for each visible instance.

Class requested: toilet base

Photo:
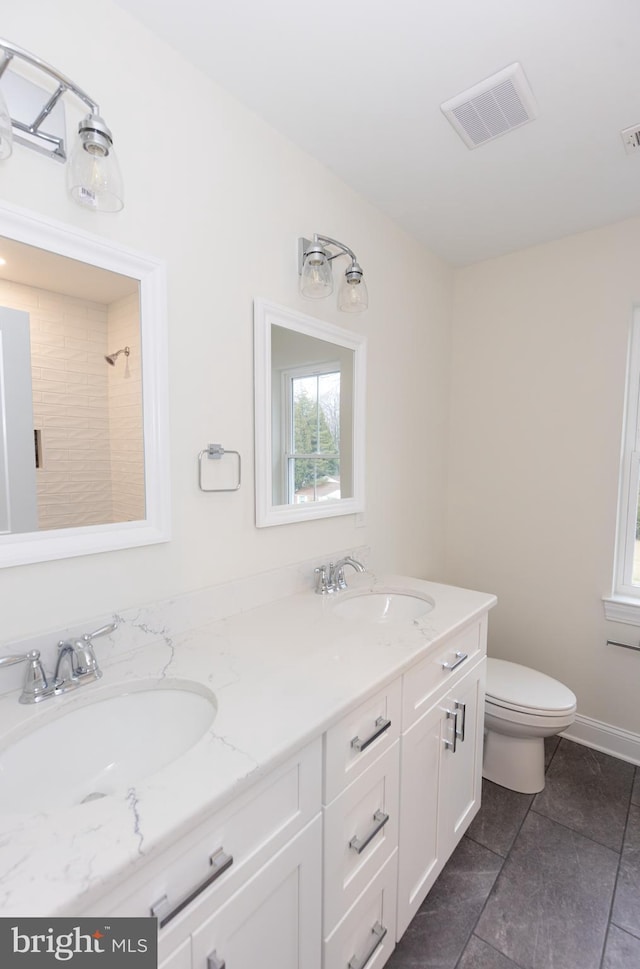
[483,729,546,794]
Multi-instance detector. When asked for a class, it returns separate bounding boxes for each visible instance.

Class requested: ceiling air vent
[441,63,538,149]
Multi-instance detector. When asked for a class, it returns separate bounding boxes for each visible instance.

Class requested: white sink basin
[332,590,435,623]
[0,682,217,813]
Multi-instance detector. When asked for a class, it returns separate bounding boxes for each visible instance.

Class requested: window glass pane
[291,372,340,456]
[318,371,341,454]
[289,457,341,504]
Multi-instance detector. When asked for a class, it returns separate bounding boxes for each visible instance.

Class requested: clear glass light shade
[67,118,124,212]
[338,271,369,313]
[0,87,13,161]
[300,249,333,299]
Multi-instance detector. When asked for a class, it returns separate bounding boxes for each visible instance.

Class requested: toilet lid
[486,658,576,714]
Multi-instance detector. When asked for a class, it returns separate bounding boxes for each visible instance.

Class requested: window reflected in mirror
[254,299,365,527]
[288,366,341,505]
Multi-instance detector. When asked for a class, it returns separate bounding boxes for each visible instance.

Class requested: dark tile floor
[387,738,640,969]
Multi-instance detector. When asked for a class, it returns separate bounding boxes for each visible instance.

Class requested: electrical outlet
[621,124,640,155]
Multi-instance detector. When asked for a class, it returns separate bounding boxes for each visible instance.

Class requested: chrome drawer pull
[441,650,468,672]
[151,848,233,928]
[348,921,387,969]
[455,700,467,741]
[207,952,226,969]
[349,810,390,854]
[444,708,458,752]
[351,716,392,753]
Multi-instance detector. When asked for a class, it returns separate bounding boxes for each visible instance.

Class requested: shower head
[105,346,130,366]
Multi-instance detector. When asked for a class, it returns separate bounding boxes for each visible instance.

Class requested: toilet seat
[485,699,574,731]
[486,658,576,716]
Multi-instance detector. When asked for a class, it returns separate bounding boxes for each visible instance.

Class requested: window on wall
[282,364,341,505]
[608,308,640,618]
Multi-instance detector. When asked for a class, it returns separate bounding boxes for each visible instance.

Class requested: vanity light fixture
[298,234,369,313]
[0,37,124,212]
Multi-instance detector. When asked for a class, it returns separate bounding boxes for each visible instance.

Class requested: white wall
[0,0,453,643]
[446,217,640,735]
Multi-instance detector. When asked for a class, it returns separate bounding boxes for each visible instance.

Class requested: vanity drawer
[324,849,398,969]
[402,618,486,729]
[324,678,401,803]
[99,737,321,923]
[324,742,399,935]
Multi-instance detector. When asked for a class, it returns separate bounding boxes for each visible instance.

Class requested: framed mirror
[0,200,170,567]
[254,298,366,526]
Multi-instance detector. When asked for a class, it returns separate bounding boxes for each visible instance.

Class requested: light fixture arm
[0,38,99,114]
[0,37,100,161]
[0,38,123,212]
[312,234,358,264]
[298,234,362,275]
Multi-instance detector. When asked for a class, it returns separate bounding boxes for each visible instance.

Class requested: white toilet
[483,657,577,794]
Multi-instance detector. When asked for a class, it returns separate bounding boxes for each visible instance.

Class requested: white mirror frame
[0,200,170,567]
[254,298,366,527]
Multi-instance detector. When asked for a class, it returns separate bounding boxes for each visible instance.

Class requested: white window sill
[603,596,640,625]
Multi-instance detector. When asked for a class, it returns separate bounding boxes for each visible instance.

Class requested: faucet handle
[69,621,115,680]
[85,622,117,641]
[20,650,53,704]
[0,650,54,704]
[0,653,29,668]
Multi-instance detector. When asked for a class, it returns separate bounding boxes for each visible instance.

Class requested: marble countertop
[0,573,495,916]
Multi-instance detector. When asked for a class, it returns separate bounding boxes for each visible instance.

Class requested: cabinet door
[191,816,321,969]
[396,658,486,940]
[159,938,190,969]
[396,702,442,938]
[439,659,485,859]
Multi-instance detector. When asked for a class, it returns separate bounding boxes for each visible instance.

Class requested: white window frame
[605,308,640,622]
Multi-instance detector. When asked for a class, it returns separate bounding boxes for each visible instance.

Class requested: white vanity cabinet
[396,618,487,937]
[154,622,486,969]
[71,597,493,969]
[88,739,323,969]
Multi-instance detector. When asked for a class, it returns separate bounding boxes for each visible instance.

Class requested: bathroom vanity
[0,570,495,969]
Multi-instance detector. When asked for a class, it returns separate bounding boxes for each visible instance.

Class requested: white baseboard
[561,714,640,766]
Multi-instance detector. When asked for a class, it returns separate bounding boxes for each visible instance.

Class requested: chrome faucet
[314,556,366,594]
[54,622,116,688]
[0,621,117,704]
[331,556,366,590]
[53,641,81,688]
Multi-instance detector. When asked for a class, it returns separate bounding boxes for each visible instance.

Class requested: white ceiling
[0,236,138,302]
[115,0,640,265]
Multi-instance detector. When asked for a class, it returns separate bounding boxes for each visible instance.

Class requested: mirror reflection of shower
[105,346,130,378]
[105,346,130,366]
